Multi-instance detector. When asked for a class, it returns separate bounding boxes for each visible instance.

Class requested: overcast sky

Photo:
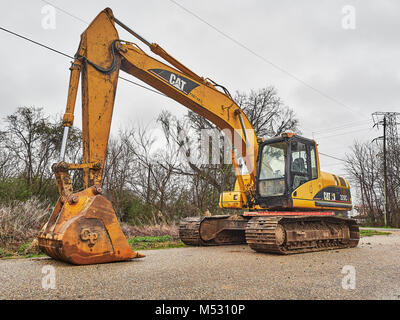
[0,0,399,180]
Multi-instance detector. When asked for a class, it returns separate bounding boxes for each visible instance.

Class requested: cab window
[258,142,286,197]
[291,141,309,190]
[310,145,318,179]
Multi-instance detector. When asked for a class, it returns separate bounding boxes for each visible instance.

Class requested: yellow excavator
[38,8,359,265]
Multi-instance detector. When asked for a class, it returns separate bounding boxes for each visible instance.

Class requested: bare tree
[102,125,189,223]
[186,86,300,137]
[157,86,300,215]
[0,130,18,179]
[236,86,300,137]
[127,125,185,221]
[346,140,400,226]
[0,86,302,225]
[1,106,82,200]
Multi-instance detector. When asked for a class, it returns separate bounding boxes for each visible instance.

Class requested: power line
[311,119,371,135]
[323,162,345,167]
[316,127,372,139]
[40,0,169,98]
[118,76,167,97]
[42,0,366,122]
[1,15,350,169]
[319,152,346,162]
[303,119,371,138]
[41,0,88,25]
[0,26,73,59]
[168,0,366,119]
[0,25,167,98]
[313,123,372,137]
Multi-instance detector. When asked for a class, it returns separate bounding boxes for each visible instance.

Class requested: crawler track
[179,217,205,246]
[179,215,247,246]
[245,216,360,254]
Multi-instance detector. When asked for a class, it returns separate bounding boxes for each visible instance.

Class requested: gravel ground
[1,232,399,300]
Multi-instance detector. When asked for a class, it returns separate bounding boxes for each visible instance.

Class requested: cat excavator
[38,8,359,265]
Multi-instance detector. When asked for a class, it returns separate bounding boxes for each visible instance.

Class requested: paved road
[360,227,400,232]
[1,232,399,300]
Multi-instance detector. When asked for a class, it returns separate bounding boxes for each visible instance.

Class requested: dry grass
[0,198,51,249]
[121,223,179,240]
[0,198,179,258]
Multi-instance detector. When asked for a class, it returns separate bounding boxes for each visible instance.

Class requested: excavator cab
[256,132,353,212]
[256,133,319,209]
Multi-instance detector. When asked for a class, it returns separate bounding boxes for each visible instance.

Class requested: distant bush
[0,177,59,206]
[121,196,155,225]
[0,178,33,203]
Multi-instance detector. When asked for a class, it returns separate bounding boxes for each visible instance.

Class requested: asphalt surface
[360,227,400,232]
[1,231,399,300]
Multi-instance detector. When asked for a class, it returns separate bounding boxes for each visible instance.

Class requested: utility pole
[382,116,388,226]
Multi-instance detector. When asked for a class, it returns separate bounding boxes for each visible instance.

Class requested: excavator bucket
[38,185,144,265]
[36,8,145,265]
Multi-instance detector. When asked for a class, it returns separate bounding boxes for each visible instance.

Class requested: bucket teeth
[38,187,144,265]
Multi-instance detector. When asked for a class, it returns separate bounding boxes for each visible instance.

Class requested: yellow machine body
[38,8,357,264]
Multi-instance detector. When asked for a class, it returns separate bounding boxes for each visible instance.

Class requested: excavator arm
[60,8,258,203]
[38,8,260,264]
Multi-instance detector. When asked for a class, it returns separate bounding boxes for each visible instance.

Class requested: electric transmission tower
[372,111,400,226]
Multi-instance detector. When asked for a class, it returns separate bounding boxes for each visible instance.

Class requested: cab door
[289,139,318,195]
